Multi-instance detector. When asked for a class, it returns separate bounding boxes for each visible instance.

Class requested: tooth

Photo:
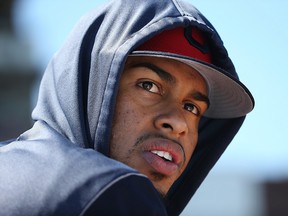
[164,152,172,161]
[157,151,164,157]
[151,150,160,156]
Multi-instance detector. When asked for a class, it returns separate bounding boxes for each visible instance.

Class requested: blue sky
[14,0,288,180]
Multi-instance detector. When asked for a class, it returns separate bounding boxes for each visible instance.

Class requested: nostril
[162,123,172,129]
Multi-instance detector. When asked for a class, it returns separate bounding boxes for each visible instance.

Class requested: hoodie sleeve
[82,175,168,216]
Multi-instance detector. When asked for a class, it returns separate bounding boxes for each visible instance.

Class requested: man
[0,0,254,215]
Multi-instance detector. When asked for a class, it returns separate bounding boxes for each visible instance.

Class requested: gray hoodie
[0,0,254,215]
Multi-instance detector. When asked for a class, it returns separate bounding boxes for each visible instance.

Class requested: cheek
[112,91,149,131]
[113,105,141,132]
[110,97,147,160]
[183,130,199,166]
[110,96,145,145]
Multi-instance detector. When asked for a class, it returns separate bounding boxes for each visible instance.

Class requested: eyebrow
[131,62,175,84]
[131,62,210,107]
[192,92,210,108]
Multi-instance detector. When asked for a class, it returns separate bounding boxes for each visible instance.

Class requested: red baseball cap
[130,27,254,118]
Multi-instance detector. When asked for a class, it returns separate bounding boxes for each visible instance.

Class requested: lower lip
[142,151,179,176]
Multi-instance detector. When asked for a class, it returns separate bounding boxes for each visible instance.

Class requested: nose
[154,104,188,137]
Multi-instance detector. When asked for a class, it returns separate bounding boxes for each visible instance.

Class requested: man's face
[110,56,208,196]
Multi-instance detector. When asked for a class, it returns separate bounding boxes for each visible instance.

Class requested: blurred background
[0,0,287,215]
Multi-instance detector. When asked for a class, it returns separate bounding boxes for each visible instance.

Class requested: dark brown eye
[138,81,160,94]
[183,103,199,115]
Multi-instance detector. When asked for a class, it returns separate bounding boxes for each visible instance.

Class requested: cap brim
[130,51,254,119]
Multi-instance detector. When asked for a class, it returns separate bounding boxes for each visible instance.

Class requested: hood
[32,0,248,214]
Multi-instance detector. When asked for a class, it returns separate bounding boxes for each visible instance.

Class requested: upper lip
[140,136,185,166]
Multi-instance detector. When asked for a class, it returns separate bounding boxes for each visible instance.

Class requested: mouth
[141,138,184,177]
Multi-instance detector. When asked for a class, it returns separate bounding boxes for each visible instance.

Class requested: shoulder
[0,138,167,215]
